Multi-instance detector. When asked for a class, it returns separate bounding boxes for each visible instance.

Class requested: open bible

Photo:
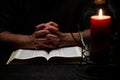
[6,46,83,64]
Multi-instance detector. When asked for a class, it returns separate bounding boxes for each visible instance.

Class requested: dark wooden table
[0,63,119,80]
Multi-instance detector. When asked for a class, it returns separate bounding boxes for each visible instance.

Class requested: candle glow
[99,8,103,19]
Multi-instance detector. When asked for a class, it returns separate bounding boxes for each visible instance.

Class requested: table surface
[0,63,119,80]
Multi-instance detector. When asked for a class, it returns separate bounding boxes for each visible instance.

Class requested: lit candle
[90,8,111,62]
[91,9,111,37]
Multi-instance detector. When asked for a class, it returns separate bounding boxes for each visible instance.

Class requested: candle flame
[98,8,103,19]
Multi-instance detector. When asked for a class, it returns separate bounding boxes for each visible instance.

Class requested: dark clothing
[0,0,90,34]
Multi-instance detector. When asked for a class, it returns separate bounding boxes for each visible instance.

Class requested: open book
[6,46,83,64]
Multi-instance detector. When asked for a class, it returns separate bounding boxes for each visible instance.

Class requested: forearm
[71,29,90,45]
[0,31,34,49]
[58,29,90,47]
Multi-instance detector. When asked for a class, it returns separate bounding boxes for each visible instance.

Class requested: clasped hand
[31,21,69,49]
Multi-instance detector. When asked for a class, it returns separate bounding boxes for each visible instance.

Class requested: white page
[33,50,48,58]
[61,46,82,57]
[48,46,82,60]
[48,48,62,60]
[15,49,48,59]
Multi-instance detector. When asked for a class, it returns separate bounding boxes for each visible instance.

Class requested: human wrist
[70,32,81,45]
[60,33,79,47]
[15,34,36,49]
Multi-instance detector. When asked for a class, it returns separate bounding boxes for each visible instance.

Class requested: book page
[14,49,48,60]
[6,50,20,64]
[48,46,82,60]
